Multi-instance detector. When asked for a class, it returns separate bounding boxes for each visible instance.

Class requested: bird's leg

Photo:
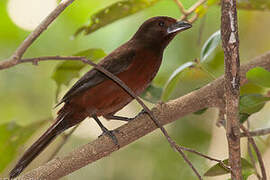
[104,115,133,122]
[130,109,147,120]
[92,115,119,147]
[135,109,147,118]
[105,109,147,122]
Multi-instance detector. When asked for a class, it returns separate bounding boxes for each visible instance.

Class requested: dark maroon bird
[10,16,191,178]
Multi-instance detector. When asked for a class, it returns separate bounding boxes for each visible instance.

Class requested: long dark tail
[9,113,70,179]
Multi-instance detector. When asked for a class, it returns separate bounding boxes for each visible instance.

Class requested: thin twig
[177,145,231,171]
[241,127,270,137]
[173,0,207,23]
[240,124,267,180]
[0,0,75,70]
[187,0,207,14]
[165,138,202,179]
[246,121,262,180]
[188,13,199,23]
[173,0,187,14]
[247,143,262,180]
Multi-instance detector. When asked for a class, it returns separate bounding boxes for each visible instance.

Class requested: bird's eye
[159,21,165,27]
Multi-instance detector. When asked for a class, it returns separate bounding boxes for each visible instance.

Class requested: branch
[241,127,270,137]
[240,124,267,180]
[221,0,242,179]
[187,0,207,14]
[19,51,270,179]
[0,0,75,70]
[173,0,187,14]
[172,0,207,23]
[246,121,263,180]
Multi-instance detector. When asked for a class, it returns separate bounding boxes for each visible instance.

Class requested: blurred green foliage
[140,84,163,103]
[239,94,270,123]
[0,120,47,173]
[237,0,270,11]
[246,67,270,88]
[1,0,270,179]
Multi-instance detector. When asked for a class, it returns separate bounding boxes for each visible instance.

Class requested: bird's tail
[9,112,70,179]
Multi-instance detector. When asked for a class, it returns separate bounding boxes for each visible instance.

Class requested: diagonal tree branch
[18,51,270,180]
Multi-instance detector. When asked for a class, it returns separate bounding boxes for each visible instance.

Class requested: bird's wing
[56,49,136,106]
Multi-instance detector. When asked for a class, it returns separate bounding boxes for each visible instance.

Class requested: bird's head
[132,16,192,50]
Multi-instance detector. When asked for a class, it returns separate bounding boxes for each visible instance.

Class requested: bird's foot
[106,115,133,122]
[99,128,119,148]
[132,109,147,119]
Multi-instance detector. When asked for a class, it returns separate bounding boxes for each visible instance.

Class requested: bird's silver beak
[167,21,192,34]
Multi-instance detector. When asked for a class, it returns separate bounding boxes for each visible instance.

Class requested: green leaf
[51,48,106,98]
[0,120,47,172]
[162,62,195,101]
[239,94,270,123]
[242,171,254,180]
[240,82,266,95]
[201,50,224,74]
[162,61,214,101]
[204,158,253,177]
[75,0,161,36]
[74,48,107,61]
[140,84,163,103]
[240,94,270,114]
[239,113,250,123]
[246,67,270,88]
[200,30,221,62]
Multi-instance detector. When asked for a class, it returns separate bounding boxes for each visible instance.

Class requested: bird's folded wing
[56,49,136,106]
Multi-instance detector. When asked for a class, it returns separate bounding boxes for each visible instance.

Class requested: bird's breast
[118,50,162,94]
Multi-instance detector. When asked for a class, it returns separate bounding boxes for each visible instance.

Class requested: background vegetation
[0,0,270,179]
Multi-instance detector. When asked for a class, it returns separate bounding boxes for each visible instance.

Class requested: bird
[10,16,191,179]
